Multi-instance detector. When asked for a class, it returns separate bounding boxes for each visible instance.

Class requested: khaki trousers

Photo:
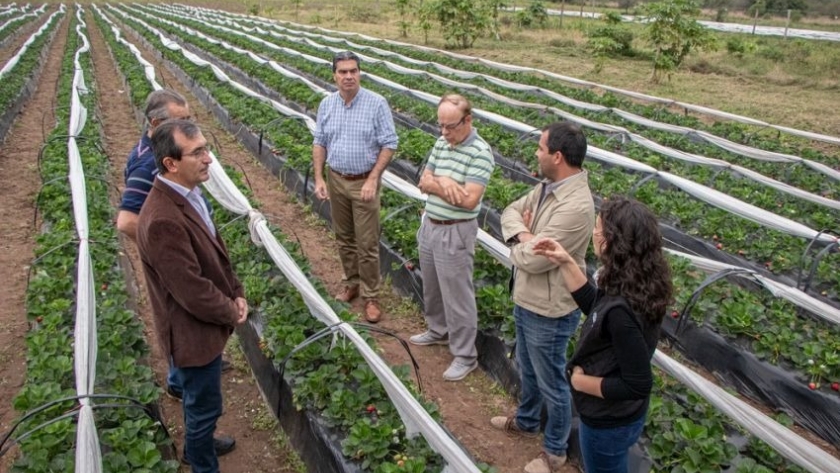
[327,171,381,299]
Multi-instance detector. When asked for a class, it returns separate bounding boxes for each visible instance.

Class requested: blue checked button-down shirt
[313,88,398,175]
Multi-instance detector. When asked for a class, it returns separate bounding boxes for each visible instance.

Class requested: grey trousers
[418,217,479,364]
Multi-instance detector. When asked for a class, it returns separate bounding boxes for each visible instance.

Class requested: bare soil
[0,11,68,473]
[0,6,571,473]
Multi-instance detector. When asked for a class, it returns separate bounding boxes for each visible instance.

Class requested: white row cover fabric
[653,351,840,472]
[105,7,479,472]
[149,2,840,307]
[0,4,62,78]
[0,4,44,32]
[92,5,161,91]
[666,249,840,326]
[519,7,840,42]
[142,4,840,237]
[67,6,102,473]
[249,15,840,147]
[120,6,840,472]
[215,13,840,186]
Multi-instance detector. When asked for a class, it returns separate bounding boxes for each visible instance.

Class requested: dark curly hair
[596,197,673,324]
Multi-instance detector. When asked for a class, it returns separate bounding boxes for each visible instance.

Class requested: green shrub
[725,37,757,56]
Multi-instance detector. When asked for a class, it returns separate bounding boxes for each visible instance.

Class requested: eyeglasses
[437,116,467,131]
[183,146,210,158]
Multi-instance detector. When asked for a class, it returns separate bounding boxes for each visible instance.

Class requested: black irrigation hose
[0,393,165,457]
[796,229,840,289]
[276,321,425,400]
[25,239,78,287]
[32,175,69,226]
[801,241,839,293]
[628,173,657,197]
[675,267,755,336]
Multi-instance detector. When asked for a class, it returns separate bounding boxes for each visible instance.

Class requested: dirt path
[85,11,300,473]
[0,13,67,473]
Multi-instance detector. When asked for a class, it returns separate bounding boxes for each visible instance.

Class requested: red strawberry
[715,243,723,250]
[366,404,376,413]
[670,310,679,319]
[808,382,817,390]
[832,382,839,391]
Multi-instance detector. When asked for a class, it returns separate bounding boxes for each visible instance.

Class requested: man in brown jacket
[137,120,248,473]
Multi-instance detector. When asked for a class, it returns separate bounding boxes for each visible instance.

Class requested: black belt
[428,217,475,226]
[331,169,371,181]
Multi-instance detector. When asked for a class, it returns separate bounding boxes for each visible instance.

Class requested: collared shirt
[423,128,495,220]
[538,171,581,208]
[156,175,216,237]
[120,134,157,214]
[313,87,398,175]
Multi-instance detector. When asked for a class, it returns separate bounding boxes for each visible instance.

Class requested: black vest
[568,294,659,428]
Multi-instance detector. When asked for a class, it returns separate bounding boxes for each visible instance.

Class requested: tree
[642,0,718,82]
[395,0,412,37]
[516,0,549,28]
[430,0,492,48]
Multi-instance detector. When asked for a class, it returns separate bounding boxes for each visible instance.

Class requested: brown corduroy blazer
[136,178,244,368]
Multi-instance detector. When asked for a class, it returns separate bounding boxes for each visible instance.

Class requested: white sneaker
[443,360,477,381]
[409,331,449,346]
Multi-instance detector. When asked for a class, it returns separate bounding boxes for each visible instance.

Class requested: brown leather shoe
[335,285,359,303]
[364,299,382,323]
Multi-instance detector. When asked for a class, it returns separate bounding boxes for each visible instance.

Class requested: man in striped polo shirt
[410,93,495,381]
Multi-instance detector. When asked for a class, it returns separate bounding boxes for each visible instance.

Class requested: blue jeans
[514,305,581,457]
[167,358,182,395]
[578,415,646,473]
[173,355,223,473]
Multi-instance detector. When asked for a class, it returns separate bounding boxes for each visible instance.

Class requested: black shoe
[221,359,232,372]
[214,434,236,456]
[165,385,183,401]
[181,435,236,464]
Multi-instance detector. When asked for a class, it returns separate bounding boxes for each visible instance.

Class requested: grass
[193,0,840,139]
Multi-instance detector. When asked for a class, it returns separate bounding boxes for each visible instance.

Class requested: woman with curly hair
[532,197,673,473]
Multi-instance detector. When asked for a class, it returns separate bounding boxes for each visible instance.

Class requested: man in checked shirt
[312,51,399,323]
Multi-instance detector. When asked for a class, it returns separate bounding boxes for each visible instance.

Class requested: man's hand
[437,176,469,206]
[360,177,378,202]
[314,179,329,200]
[514,209,534,243]
[234,297,249,325]
[418,172,434,193]
[522,208,532,228]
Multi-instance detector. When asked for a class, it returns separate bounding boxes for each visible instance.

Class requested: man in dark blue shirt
[117,90,192,239]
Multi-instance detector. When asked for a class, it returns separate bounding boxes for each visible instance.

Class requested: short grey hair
[144,89,187,124]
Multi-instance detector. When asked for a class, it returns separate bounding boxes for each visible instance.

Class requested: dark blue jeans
[168,357,183,394]
[173,355,223,473]
[578,415,646,473]
[514,305,581,457]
